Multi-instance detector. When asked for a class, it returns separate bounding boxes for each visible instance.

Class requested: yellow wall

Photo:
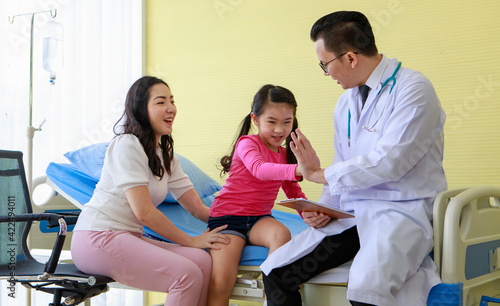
[146,0,500,202]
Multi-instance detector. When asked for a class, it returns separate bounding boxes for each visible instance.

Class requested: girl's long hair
[219,84,298,176]
[113,76,174,178]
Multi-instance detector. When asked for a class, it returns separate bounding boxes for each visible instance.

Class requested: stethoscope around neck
[347,61,402,147]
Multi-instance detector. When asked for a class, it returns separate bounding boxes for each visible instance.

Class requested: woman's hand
[302,211,331,228]
[190,225,230,250]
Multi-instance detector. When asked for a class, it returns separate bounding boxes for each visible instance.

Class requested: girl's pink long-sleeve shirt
[209,134,306,217]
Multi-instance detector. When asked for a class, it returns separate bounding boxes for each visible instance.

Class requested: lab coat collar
[354,55,390,113]
[356,55,398,114]
[365,54,391,91]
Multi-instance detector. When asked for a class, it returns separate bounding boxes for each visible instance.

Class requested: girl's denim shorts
[208,214,274,242]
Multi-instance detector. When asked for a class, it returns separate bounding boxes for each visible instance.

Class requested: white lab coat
[261,56,447,306]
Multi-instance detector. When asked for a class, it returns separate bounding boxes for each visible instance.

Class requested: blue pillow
[64,142,108,181]
[163,155,222,203]
[64,143,222,202]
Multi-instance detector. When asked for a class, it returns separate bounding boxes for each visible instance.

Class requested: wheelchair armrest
[43,209,80,227]
[0,213,67,277]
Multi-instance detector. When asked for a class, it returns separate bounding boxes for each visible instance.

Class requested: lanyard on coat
[348,61,402,147]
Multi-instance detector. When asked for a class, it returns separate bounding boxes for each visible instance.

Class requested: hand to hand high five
[290,129,327,184]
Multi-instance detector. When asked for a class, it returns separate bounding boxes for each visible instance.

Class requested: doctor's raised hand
[290,129,326,185]
[290,129,331,228]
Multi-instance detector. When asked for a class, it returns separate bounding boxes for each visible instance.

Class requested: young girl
[71,76,229,306]
[207,84,306,306]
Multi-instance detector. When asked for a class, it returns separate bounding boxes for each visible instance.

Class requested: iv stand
[9,9,57,196]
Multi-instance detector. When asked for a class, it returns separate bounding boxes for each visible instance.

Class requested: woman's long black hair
[113,76,174,179]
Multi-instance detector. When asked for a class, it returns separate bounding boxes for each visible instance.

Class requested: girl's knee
[268,228,291,254]
[273,227,292,245]
[210,271,236,296]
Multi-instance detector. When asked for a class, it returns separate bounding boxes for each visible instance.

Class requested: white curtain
[0,0,144,181]
[0,0,144,305]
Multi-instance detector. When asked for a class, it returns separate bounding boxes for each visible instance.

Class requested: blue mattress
[46,162,308,266]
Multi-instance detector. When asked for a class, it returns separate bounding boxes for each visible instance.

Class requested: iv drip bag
[42,20,64,84]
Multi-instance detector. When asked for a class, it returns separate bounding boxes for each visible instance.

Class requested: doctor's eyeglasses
[319,51,360,73]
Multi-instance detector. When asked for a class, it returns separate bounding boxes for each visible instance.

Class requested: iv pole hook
[8,9,57,24]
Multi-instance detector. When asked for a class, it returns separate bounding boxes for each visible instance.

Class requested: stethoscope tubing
[347,61,402,147]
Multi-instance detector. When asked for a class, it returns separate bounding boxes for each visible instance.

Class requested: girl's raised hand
[191,225,230,250]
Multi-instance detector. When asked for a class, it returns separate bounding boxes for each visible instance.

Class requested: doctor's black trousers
[262,225,360,306]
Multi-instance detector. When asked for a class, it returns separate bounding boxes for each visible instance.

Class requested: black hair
[113,76,174,178]
[220,84,298,176]
[310,11,378,57]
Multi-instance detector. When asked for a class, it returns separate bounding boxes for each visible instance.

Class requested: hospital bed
[40,143,308,303]
[40,143,500,305]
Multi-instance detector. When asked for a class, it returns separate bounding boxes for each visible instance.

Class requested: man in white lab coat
[261,11,447,306]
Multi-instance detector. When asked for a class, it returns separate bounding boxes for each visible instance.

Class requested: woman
[71,76,229,306]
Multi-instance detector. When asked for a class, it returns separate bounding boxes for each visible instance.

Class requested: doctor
[261,11,447,306]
